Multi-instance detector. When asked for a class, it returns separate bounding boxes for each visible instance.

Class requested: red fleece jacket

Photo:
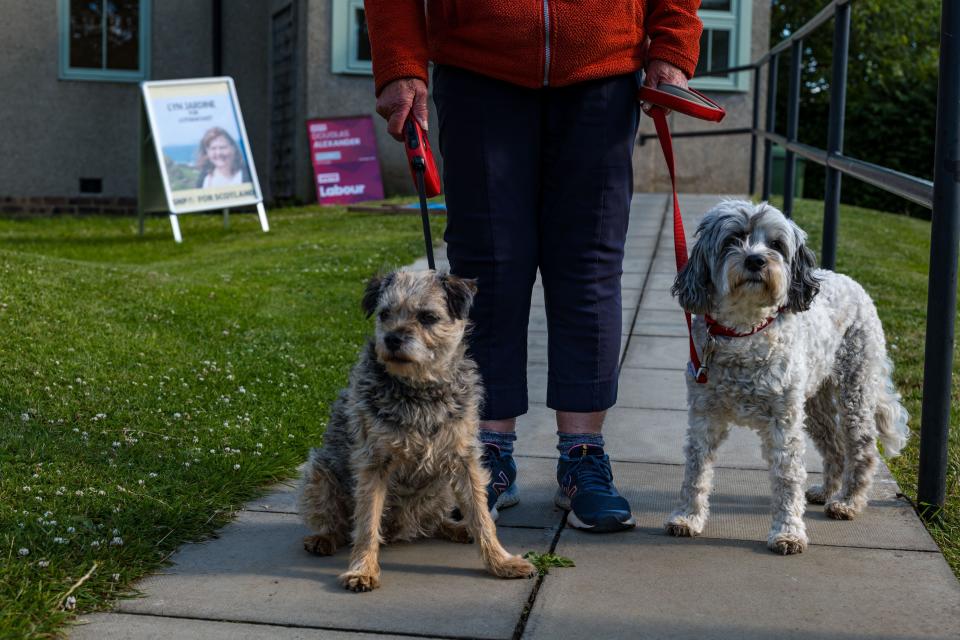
[364,1,703,95]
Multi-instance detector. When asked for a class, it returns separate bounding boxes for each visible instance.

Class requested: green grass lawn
[0,206,443,639]
[772,196,960,574]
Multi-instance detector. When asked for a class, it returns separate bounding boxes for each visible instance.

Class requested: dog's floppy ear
[361,272,394,318]
[439,273,477,320]
[672,233,713,315]
[787,226,821,313]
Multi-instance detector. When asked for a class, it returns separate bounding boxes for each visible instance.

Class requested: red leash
[637,84,725,382]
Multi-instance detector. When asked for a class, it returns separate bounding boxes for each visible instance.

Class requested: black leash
[404,116,442,271]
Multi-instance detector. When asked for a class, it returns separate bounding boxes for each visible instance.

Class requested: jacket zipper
[542,0,551,86]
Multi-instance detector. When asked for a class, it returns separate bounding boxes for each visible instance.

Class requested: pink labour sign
[307,115,385,205]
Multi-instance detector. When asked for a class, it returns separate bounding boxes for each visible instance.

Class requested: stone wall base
[1,196,138,216]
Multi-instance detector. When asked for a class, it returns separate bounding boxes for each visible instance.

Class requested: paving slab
[116,511,549,640]
[71,613,442,640]
[526,530,958,640]
[622,336,688,369]
[492,457,927,551]
[612,367,687,410]
[511,403,824,471]
[245,460,563,531]
[638,288,680,310]
[630,310,690,337]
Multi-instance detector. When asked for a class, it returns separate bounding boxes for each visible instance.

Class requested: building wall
[223,2,271,202]
[633,0,770,197]
[0,1,270,213]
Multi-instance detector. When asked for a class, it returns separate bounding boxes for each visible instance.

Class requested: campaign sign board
[307,115,384,205]
[139,77,268,242]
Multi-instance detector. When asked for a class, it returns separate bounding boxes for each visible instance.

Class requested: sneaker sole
[490,484,521,523]
[554,489,636,533]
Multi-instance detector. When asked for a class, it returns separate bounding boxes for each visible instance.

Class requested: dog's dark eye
[418,311,440,326]
[378,310,390,321]
[723,235,742,249]
[770,240,785,254]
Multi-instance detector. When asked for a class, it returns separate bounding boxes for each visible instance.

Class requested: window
[59,0,150,82]
[331,0,373,75]
[691,0,751,92]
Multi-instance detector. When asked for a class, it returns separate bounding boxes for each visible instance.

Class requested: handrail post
[761,54,779,201]
[783,40,803,217]
[749,65,761,195]
[917,0,960,519]
[821,2,850,270]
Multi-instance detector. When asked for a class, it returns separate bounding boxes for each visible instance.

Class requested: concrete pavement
[72,194,960,639]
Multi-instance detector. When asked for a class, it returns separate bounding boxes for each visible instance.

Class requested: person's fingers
[386,105,411,142]
[412,84,430,133]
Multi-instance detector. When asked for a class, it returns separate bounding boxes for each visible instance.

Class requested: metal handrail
[638,0,957,517]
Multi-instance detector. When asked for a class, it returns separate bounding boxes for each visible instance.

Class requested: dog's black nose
[384,333,403,352]
[745,254,767,272]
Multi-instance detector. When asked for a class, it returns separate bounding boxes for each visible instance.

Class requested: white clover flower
[112,573,120,581]
[109,537,123,546]
[112,441,121,448]
[38,560,50,568]
[22,486,31,492]
[137,479,144,486]
[112,528,120,535]
[64,596,76,610]
[255,443,263,449]
[18,548,29,556]
[53,537,66,544]
[233,464,241,470]
[21,413,30,422]
[90,540,100,548]
[183,462,191,468]
[148,472,158,478]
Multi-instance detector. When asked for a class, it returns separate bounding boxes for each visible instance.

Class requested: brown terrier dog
[298,270,536,591]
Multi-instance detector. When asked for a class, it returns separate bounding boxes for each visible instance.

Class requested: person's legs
[433,65,541,515]
[539,72,639,532]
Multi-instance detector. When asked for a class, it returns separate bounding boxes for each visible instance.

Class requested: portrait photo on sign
[141,78,261,213]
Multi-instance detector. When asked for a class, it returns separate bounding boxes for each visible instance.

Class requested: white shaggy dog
[665,200,909,555]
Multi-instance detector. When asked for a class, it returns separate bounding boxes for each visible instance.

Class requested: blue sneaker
[482,443,520,521]
[555,444,636,532]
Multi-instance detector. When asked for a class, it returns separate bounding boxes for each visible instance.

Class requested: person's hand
[376,78,429,142]
[641,59,688,115]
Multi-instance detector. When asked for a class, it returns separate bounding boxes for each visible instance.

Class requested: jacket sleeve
[364,0,430,96]
[644,0,703,78]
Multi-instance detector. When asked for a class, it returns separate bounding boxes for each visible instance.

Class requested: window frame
[690,0,752,93]
[58,0,151,82]
[331,0,373,75]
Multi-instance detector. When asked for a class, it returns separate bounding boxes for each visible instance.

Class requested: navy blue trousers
[432,65,638,420]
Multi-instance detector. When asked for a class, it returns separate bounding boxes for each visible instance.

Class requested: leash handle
[638,85,725,383]
[404,116,441,271]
